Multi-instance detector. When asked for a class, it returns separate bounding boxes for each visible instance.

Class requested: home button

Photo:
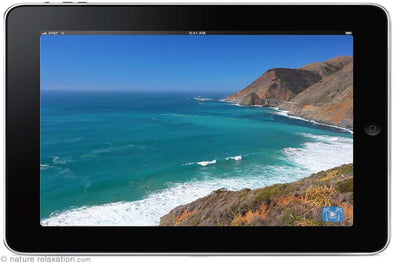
[364,124,382,136]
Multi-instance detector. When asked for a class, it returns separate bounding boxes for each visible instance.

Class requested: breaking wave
[226,155,242,161]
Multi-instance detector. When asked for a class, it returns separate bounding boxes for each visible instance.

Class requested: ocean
[40,91,353,226]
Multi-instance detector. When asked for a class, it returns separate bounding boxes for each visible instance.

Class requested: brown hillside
[226,68,322,103]
[299,55,353,77]
[287,60,353,128]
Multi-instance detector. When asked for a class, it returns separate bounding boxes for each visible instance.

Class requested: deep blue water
[40,91,353,226]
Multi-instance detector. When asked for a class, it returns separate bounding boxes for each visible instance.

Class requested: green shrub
[336,177,353,192]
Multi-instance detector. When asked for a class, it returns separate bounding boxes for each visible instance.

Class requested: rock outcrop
[241,92,263,106]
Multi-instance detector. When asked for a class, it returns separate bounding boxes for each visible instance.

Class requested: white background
[0,0,398,263]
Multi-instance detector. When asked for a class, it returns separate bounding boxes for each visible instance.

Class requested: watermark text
[1,256,91,263]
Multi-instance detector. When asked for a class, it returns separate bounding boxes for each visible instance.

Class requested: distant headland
[225,56,353,130]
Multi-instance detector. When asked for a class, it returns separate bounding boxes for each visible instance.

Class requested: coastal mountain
[225,56,353,129]
[226,68,322,103]
[160,164,353,226]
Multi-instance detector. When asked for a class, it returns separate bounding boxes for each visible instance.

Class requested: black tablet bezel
[5,4,389,254]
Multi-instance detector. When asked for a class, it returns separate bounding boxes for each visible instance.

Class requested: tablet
[5,3,390,254]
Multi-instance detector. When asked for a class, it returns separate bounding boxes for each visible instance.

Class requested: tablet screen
[40,32,353,226]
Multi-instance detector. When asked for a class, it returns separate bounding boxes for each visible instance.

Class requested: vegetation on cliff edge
[160,163,353,226]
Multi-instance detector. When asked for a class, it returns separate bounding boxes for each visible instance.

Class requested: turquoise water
[40,91,353,226]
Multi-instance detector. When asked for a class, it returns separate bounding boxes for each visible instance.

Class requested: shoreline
[221,99,353,134]
[270,107,354,134]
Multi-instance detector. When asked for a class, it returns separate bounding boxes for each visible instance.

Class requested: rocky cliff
[160,164,353,227]
[225,56,353,129]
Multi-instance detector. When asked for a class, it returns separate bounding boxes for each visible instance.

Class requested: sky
[40,34,353,93]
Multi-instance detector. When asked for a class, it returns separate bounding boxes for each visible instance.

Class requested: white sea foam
[218,99,245,107]
[226,155,242,161]
[272,108,353,134]
[52,156,67,164]
[197,160,217,166]
[41,164,302,226]
[42,132,353,226]
[228,102,262,108]
[185,155,242,166]
[274,109,303,120]
[193,97,213,101]
[40,164,52,170]
[282,133,353,173]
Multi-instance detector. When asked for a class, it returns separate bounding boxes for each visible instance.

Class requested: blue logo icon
[322,207,344,222]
